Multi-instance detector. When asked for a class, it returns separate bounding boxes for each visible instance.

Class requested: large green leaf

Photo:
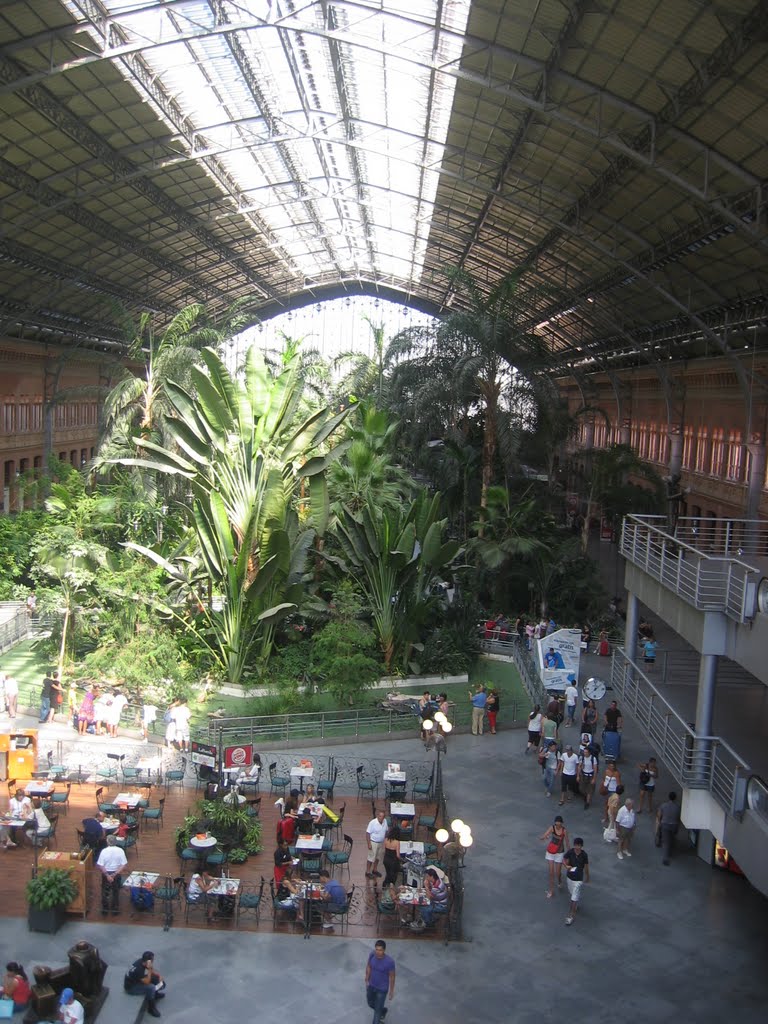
[257,602,297,624]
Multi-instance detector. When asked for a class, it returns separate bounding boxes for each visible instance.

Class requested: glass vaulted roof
[63,0,470,293]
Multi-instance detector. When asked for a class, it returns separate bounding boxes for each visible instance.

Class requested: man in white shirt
[97,834,128,915]
[171,699,192,752]
[564,681,579,726]
[59,987,85,1024]
[6,788,32,846]
[365,809,388,878]
[557,744,580,807]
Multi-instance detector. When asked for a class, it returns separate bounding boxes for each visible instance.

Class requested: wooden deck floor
[2,779,441,940]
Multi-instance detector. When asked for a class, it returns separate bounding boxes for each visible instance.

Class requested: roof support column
[624,592,639,664]
[618,418,631,447]
[693,653,718,786]
[745,436,766,522]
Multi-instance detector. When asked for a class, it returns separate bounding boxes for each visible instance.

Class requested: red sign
[224,744,253,769]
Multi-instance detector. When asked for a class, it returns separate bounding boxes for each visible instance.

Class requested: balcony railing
[621,515,762,623]
[0,602,28,653]
[611,648,751,817]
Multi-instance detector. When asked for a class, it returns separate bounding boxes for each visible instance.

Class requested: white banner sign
[537,628,581,692]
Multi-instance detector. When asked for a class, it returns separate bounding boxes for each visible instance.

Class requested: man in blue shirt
[469,685,487,735]
[365,940,395,1024]
[319,869,347,930]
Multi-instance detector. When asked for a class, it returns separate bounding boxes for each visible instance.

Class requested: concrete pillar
[582,418,594,451]
[624,592,639,664]
[667,424,683,479]
[745,437,765,526]
[692,653,718,784]
[619,418,631,447]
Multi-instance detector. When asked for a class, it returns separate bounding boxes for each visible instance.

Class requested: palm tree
[332,315,392,406]
[93,297,260,486]
[118,343,351,684]
[580,444,664,552]
[389,268,544,512]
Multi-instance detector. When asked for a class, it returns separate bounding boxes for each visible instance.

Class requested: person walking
[541,740,558,797]
[563,838,590,926]
[124,951,166,1018]
[486,688,499,734]
[526,704,543,754]
[557,744,580,806]
[469,685,487,735]
[38,671,55,723]
[3,673,18,720]
[637,757,658,813]
[540,814,568,898]
[564,680,578,727]
[656,791,681,866]
[616,798,636,860]
[578,741,599,809]
[365,940,395,1024]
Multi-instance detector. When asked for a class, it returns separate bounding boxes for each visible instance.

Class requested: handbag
[546,840,561,854]
[603,826,617,843]
[654,825,662,848]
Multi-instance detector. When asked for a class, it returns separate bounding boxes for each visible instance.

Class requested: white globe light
[434,711,446,724]
[442,721,453,733]
[451,818,464,833]
[435,828,450,843]
[422,718,433,731]
[459,832,474,848]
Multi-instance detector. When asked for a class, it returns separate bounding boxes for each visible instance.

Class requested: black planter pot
[28,905,67,934]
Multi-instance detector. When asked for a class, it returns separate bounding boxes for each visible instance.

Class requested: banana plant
[327,491,460,673]
[116,343,350,683]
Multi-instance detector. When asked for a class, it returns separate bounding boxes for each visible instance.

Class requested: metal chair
[154,876,183,924]
[324,883,355,933]
[165,763,186,793]
[49,782,71,815]
[326,834,353,880]
[183,885,212,926]
[412,765,435,801]
[205,844,229,873]
[236,877,265,928]
[329,803,346,841]
[418,802,438,832]
[27,813,58,849]
[179,847,199,876]
[48,764,67,782]
[374,884,399,931]
[116,823,139,858]
[269,879,298,930]
[317,766,338,801]
[141,797,165,831]
[299,852,322,880]
[245,797,262,818]
[357,765,378,800]
[385,779,407,802]
[269,762,290,796]
[122,765,140,784]
[96,753,123,785]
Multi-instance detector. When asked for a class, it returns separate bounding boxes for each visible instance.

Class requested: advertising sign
[537,627,581,692]
[190,740,217,768]
[224,743,253,769]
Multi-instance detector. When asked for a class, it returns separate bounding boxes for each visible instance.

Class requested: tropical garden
[1,272,664,715]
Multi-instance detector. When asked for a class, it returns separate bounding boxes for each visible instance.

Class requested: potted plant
[26,869,77,934]
[228,847,248,865]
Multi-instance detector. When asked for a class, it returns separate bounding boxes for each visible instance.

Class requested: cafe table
[101,817,121,833]
[25,780,55,797]
[400,841,425,857]
[297,881,325,938]
[124,871,160,888]
[114,792,141,810]
[390,801,416,819]
[383,770,406,783]
[290,765,314,792]
[295,833,324,852]
[396,885,429,925]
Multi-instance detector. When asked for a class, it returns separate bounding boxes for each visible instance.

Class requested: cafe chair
[165,764,186,792]
[269,763,291,796]
[154,876,183,918]
[326,835,353,880]
[48,764,67,782]
[329,803,346,841]
[412,765,435,801]
[116,823,139,858]
[179,847,199,876]
[418,803,438,832]
[324,884,355,934]
[385,778,407,801]
[356,765,378,801]
[269,879,298,930]
[317,766,338,801]
[96,753,123,785]
[184,886,213,926]
[122,764,140,784]
[95,788,120,815]
[27,813,58,850]
[374,884,399,931]
[49,782,71,815]
[236,877,265,929]
[205,844,229,873]
[245,797,262,818]
[142,797,165,831]
[299,852,322,880]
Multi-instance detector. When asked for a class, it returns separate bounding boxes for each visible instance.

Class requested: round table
[101,818,121,833]
[190,834,217,849]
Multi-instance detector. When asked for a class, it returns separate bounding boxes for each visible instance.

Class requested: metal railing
[672,516,768,557]
[0,602,28,652]
[621,515,761,623]
[480,636,549,707]
[611,647,751,817]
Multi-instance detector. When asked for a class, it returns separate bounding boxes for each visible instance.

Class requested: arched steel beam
[2,1,764,243]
